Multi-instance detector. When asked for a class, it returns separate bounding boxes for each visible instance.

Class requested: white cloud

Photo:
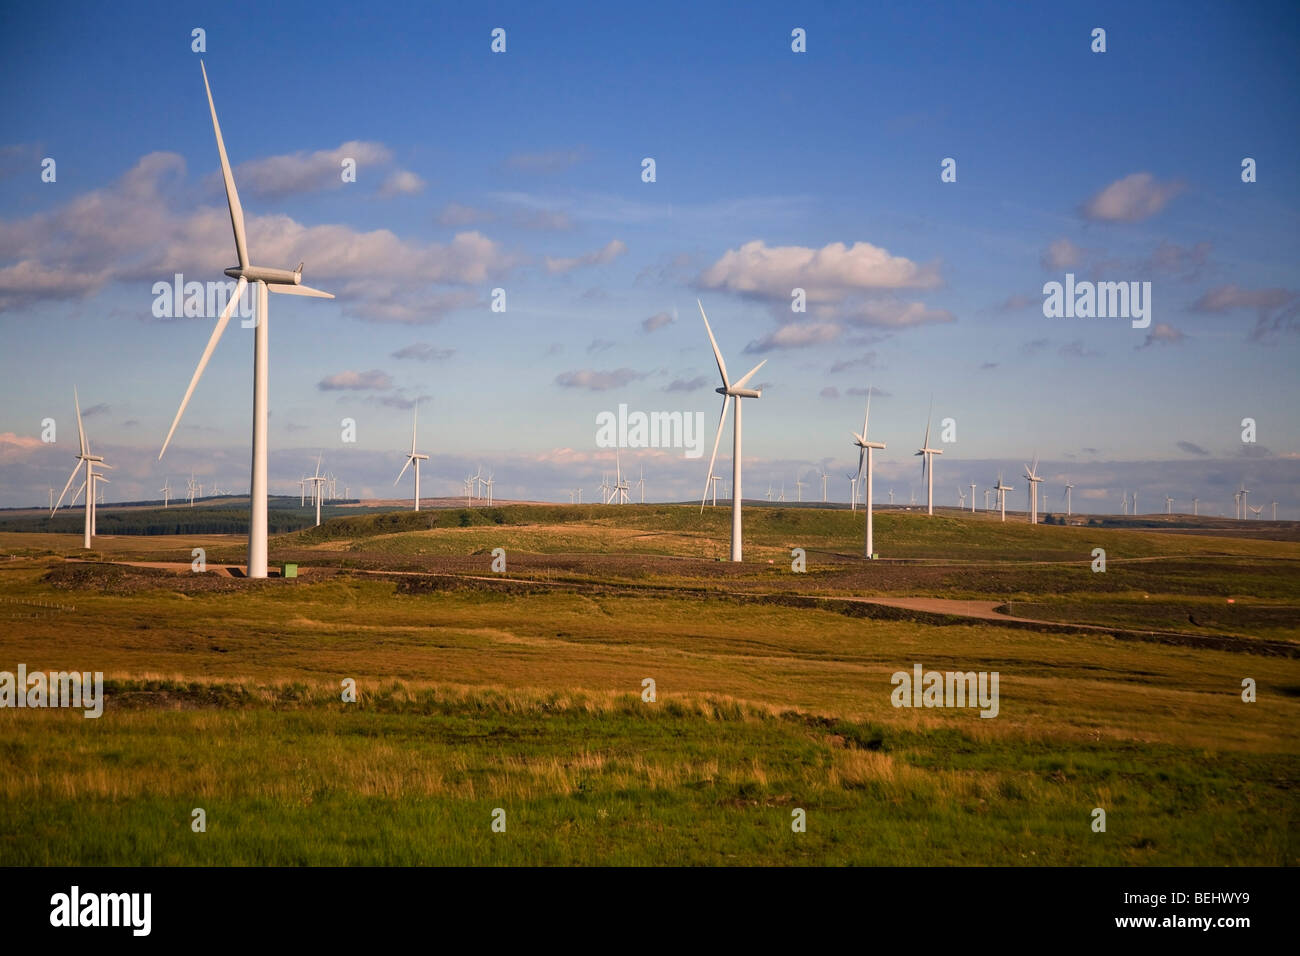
[232,141,391,199]
[1080,173,1184,223]
[699,239,941,303]
[554,367,646,391]
[318,369,393,391]
[545,239,627,274]
[745,321,841,353]
[378,169,426,197]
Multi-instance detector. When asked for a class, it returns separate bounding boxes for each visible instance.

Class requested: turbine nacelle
[717,385,761,399]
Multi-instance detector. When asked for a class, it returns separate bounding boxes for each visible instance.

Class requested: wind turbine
[851,387,886,557]
[794,476,806,503]
[305,454,327,527]
[160,478,172,508]
[485,473,495,506]
[395,401,430,511]
[1023,457,1043,524]
[1272,500,1277,521]
[698,300,766,562]
[846,474,858,511]
[709,473,722,507]
[969,482,977,513]
[1064,482,1074,517]
[90,471,110,536]
[914,401,943,516]
[888,489,894,506]
[51,389,110,549]
[1122,491,1129,516]
[158,63,334,578]
[993,473,1013,523]
[610,452,629,504]
[1132,491,1139,515]
[1165,495,1174,515]
[820,470,830,503]
[767,483,775,503]
[1238,484,1249,520]
[983,488,992,511]
[187,472,197,507]
[1192,497,1198,516]
[636,465,646,504]
[1248,504,1263,519]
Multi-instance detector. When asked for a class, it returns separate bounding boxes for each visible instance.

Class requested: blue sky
[1,0,1297,513]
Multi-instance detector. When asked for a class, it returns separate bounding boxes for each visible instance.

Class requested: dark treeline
[0,502,372,536]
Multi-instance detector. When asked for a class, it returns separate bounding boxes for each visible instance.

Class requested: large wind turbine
[51,389,111,549]
[160,478,171,508]
[994,473,1013,522]
[1064,482,1074,517]
[851,387,886,557]
[914,401,942,516]
[698,300,765,562]
[157,63,334,578]
[395,401,430,511]
[1023,456,1043,524]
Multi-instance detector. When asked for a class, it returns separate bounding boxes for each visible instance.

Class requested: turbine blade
[732,359,766,390]
[697,299,730,388]
[71,479,87,506]
[159,275,247,460]
[861,387,872,439]
[201,62,249,269]
[52,461,80,514]
[395,456,412,485]
[267,283,334,298]
[74,387,87,457]
[411,405,418,455]
[700,394,731,512]
[856,447,865,481]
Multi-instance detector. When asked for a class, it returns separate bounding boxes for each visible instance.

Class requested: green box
[283,563,298,578]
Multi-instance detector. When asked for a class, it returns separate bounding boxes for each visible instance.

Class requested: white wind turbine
[994,473,1013,523]
[969,482,976,514]
[1064,482,1074,517]
[1272,500,1278,521]
[1248,504,1263,519]
[160,478,172,508]
[395,401,430,511]
[305,454,327,527]
[1192,496,1198,516]
[957,487,966,509]
[187,471,197,507]
[709,473,722,506]
[1238,484,1249,520]
[636,465,646,504]
[983,488,992,511]
[51,389,111,549]
[1165,495,1174,515]
[485,472,495,506]
[794,476,806,503]
[846,473,858,511]
[888,489,894,506]
[158,63,334,579]
[851,387,886,557]
[698,301,765,561]
[820,469,830,503]
[914,401,942,516]
[1023,456,1043,524]
[610,452,630,505]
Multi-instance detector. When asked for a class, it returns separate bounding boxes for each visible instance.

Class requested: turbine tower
[851,387,886,558]
[994,473,1013,522]
[914,400,942,515]
[1064,482,1074,517]
[1165,495,1174,515]
[1192,496,1198,516]
[969,482,977,513]
[395,401,430,511]
[51,389,110,550]
[1238,484,1249,520]
[698,300,766,562]
[160,478,171,508]
[1023,456,1043,525]
[158,63,334,579]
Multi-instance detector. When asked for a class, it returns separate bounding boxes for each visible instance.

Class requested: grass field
[0,505,1296,865]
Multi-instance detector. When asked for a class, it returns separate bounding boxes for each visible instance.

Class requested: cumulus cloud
[1189,284,1300,340]
[232,141,392,199]
[554,368,646,391]
[392,343,454,361]
[0,152,519,319]
[745,321,841,353]
[843,299,953,328]
[1080,172,1184,222]
[641,311,674,333]
[1136,322,1187,349]
[828,351,877,374]
[545,239,627,274]
[664,375,710,392]
[318,369,393,391]
[377,169,426,198]
[1041,238,1085,270]
[699,239,941,303]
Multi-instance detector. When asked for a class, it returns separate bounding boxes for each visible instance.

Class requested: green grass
[0,505,1296,865]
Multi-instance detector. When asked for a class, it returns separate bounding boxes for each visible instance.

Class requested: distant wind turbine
[994,473,1013,523]
[914,400,942,515]
[306,455,327,527]
[395,401,430,511]
[51,389,111,549]
[851,387,886,557]
[1023,456,1043,525]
